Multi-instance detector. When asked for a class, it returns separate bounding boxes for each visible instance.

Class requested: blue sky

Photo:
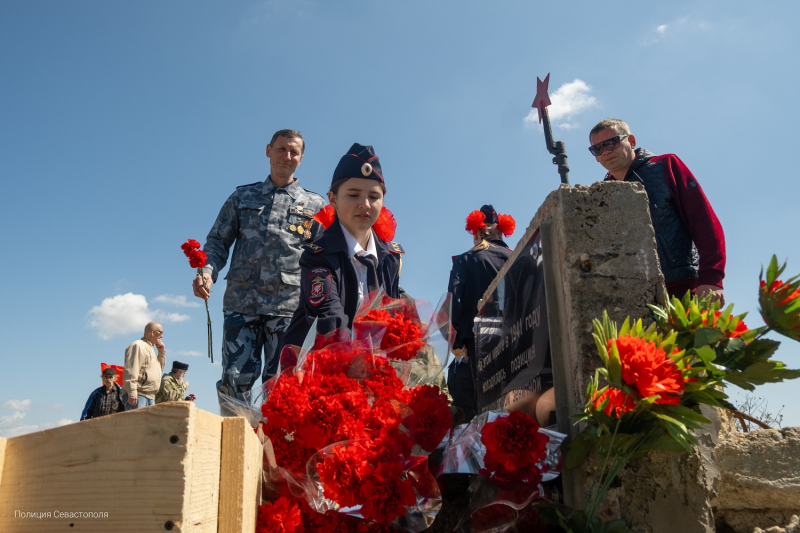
[1,1,798,436]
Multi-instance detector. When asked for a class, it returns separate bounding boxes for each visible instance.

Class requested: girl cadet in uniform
[447,205,515,421]
[280,143,404,356]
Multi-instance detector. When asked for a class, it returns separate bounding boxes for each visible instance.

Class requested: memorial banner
[472,229,551,415]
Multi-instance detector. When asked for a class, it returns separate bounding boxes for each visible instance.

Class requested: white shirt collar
[339,221,377,260]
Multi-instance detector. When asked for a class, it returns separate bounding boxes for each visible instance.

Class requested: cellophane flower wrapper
[353,291,454,390]
[259,325,452,531]
[439,410,564,533]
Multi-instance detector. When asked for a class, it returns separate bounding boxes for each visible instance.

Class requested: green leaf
[694,327,726,347]
[658,404,711,428]
[654,412,697,452]
[694,345,717,366]
[619,316,631,337]
[724,360,800,389]
[565,432,595,470]
[608,341,623,385]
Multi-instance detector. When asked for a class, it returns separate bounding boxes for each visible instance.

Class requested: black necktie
[355,254,380,294]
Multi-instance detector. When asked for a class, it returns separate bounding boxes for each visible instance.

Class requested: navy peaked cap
[332,143,384,185]
[480,205,498,225]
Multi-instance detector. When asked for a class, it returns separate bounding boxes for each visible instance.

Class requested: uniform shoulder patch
[236,181,261,189]
[307,267,332,307]
[387,241,405,255]
[302,240,325,253]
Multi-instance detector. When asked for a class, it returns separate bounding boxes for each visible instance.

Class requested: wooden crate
[0,402,262,532]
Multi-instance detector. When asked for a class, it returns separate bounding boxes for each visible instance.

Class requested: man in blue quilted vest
[589,118,726,304]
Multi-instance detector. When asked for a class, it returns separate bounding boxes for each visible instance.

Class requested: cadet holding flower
[280,143,404,350]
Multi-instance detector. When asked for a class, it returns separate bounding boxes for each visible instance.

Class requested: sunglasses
[588,135,629,156]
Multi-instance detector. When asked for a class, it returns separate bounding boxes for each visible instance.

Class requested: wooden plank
[0,402,222,532]
[218,417,262,533]
[0,437,6,488]
[184,405,223,533]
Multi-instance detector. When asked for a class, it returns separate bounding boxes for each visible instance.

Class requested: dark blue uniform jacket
[281,220,402,349]
[448,238,512,351]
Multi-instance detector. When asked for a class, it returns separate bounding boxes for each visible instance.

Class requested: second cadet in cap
[447,205,515,421]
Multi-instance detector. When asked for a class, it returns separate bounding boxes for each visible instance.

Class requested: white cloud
[524,79,598,130]
[154,311,191,323]
[0,411,26,426]
[2,399,31,411]
[647,18,709,44]
[170,350,203,357]
[153,294,201,308]
[88,293,190,340]
[57,418,74,426]
[0,424,40,438]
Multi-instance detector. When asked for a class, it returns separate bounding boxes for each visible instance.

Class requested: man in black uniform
[447,205,515,421]
[280,143,403,357]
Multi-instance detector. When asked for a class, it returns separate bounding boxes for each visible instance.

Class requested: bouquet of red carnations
[438,410,562,533]
[256,294,455,532]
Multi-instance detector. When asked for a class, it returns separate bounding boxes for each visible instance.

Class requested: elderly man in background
[155,361,190,403]
[122,321,166,410]
[80,367,125,420]
[589,118,726,303]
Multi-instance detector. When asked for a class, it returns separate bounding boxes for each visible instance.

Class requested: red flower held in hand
[354,309,425,362]
[180,239,201,254]
[188,249,207,269]
[610,335,685,405]
[256,496,304,533]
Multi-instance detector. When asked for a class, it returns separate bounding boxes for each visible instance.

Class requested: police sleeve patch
[307,267,332,307]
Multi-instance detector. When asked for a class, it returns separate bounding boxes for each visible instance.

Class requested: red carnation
[496,213,516,237]
[181,239,201,255]
[318,443,375,508]
[188,249,207,269]
[313,204,336,230]
[373,207,397,242]
[404,385,451,452]
[358,461,416,524]
[465,210,487,235]
[480,411,548,484]
[256,496,304,533]
[611,335,684,405]
[592,387,636,417]
[355,309,425,362]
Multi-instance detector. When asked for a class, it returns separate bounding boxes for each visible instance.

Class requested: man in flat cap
[192,129,326,415]
[80,367,125,420]
[155,361,191,404]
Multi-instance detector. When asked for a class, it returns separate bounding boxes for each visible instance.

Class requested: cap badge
[361,163,373,177]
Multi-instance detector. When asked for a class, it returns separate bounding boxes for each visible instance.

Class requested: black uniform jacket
[448,238,512,351]
[281,220,402,348]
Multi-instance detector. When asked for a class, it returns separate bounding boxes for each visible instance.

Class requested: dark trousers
[216,312,290,416]
[447,338,478,422]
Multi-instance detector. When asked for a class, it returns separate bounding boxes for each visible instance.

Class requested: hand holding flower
[192,272,213,300]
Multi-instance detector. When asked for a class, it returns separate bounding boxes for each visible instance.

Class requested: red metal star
[531,73,552,124]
